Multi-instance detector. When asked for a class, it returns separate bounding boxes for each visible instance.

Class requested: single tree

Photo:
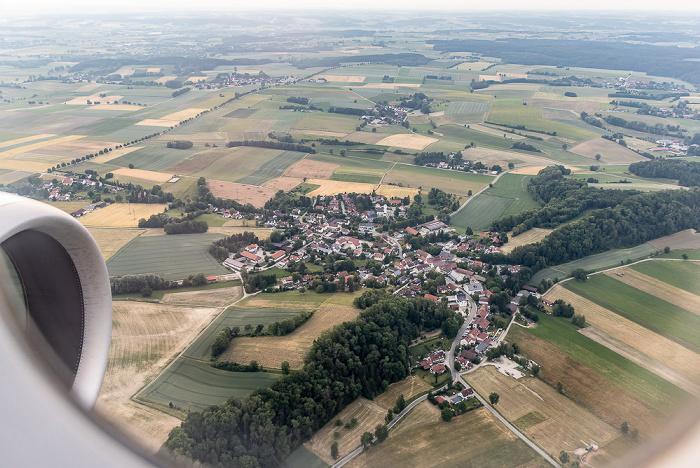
[375,424,388,443]
[682,253,689,260]
[360,431,373,448]
[281,361,290,375]
[559,450,570,464]
[331,441,339,460]
[595,153,601,161]
[621,421,629,435]
[489,392,500,405]
[556,382,565,394]
[531,364,541,377]
[441,407,453,422]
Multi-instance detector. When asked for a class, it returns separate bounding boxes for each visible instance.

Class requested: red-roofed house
[424,294,439,302]
[406,226,419,236]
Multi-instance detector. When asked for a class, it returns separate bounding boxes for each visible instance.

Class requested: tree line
[163,291,463,467]
[629,159,700,187]
[226,139,315,153]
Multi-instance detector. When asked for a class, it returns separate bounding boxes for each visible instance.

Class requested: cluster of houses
[46,173,123,204]
[194,73,300,91]
[69,201,108,217]
[362,103,412,126]
[422,153,499,175]
[435,387,475,406]
[651,139,698,155]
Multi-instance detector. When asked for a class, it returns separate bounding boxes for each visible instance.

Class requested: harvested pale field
[509,326,667,438]
[155,75,177,84]
[135,119,180,127]
[0,159,49,172]
[306,178,377,196]
[468,366,619,457]
[114,67,136,76]
[112,167,174,183]
[0,133,54,149]
[0,134,84,159]
[471,123,525,139]
[479,75,502,81]
[0,169,34,183]
[89,145,143,164]
[502,228,553,253]
[221,294,360,369]
[463,147,553,168]
[511,165,581,175]
[316,75,366,82]
[207,180,277,208]
[373,376,432,410]
[147,68,161,73]
[162,285,244,307]
[306,398,385,465]
[375,184,419,199]
[95,301,220,452]
[167,150,223,175]
[580,326,700,396]
[376,133,438,150]
[605,269,700,315]
[533,91,610,104]
[187,76,208,82]
[570,138,646,164]
[355,83,421,89]
[85,227,145,260]
[199,226,271,239]
[64,95,123,105]
[262,176,303,191]
[349,403,547,468]
[160,108,208,121]
[76,83,103,92]
[87,104,143,111]
[455,61,496,70]
[340,131,386,144]
[45,139,119,154]
[284,158,339,179]
[79,203,168,228]
[291,130,348,138]
[648,229,700,251]
[546,285,700,385]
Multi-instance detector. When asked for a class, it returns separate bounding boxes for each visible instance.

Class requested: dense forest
[487,165,700,272]
[427,38,700,86]
[209,231,260,262]
[163,291,462,467]
[629,159,700,187]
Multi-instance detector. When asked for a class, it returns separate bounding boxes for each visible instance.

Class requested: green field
[446,101,491,115]
[280,446,328,468]
[630,260,700,294]
[235,150,307,186]
[136,358,280,412]
[450,173,539,230]
[658,249,700,260]
[509,313,686,409]
[185,305,303,360]
[385,163,493,197]
[527,243,659,286]
[307,153,393,171]
[564,274,700,352]
[106,233,228,280]
[107,145,200,171]
[487,99,598,142]
[450,194,513,231]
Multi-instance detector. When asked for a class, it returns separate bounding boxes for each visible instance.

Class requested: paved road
[446,296,477,381]
[457,374,561,468]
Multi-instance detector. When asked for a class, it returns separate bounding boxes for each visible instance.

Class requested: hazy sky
[7,0,700,17]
